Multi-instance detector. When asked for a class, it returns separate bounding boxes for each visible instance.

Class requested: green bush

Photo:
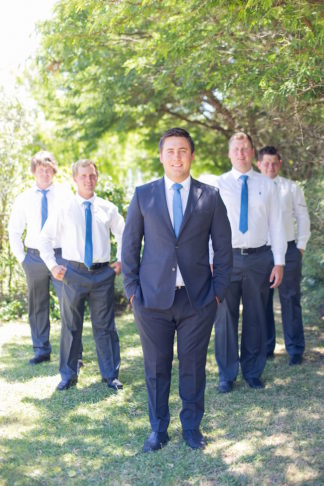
[302,175,324,323]
[0,298,27,322]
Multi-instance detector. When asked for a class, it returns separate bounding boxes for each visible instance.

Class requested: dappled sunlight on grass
[0,303,323,485]
[223,439,256,463]
[286,463,319,484]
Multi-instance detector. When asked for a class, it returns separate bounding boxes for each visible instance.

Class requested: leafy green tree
[34,0,323,178]
[0,90,35,317]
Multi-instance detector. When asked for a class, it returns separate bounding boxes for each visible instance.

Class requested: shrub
[301,175,324,324]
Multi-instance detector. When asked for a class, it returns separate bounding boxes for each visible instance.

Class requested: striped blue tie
[172,183,183,238]
[239,175,248,233]
[40,189,49,229]
[83,201,93,268]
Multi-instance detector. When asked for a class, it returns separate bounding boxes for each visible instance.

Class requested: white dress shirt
[164,174,191,287]
[203,168,287,265]
[8,183,72,263]
[39,193,125,270]
[272,176,310,250]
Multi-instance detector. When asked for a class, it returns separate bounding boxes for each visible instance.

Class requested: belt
[287,240,296,247]
[232,245,268,256]
[175,285,185,290]
[67,261,109,271]
[27,248,61,256]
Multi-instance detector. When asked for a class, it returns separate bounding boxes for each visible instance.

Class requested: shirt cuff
[17,253,26,264]
[45,258,58,271]
[273,253,285,266]
[297,240,307,251]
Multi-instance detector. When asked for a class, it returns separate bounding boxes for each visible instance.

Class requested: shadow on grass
[0,307,323,485]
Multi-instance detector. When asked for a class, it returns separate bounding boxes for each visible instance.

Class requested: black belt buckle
[240,248,249,256]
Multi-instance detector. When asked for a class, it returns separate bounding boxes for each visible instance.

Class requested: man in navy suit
[122,128,232,452]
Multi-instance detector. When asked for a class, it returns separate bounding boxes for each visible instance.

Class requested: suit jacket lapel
[178,178,203,237]
[154,177,175,237]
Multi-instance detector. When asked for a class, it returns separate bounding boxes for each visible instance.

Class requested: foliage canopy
[35,0,324,178]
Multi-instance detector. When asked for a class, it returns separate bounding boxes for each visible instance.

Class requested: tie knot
[172,183,183,192]
[39,189,49,196]
[83,201,91,209]
[240,175,248,183]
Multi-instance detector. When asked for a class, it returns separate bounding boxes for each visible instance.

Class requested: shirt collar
[34,183,54,192]
[231,167,254,180]
[76,193,96,205]
[164,174,191,191]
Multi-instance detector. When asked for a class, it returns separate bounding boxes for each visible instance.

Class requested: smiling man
[8,151,71,365]
[39,159,124,391]
[257,146,310,365]
[204,132,287,393]
[122,128,232,451]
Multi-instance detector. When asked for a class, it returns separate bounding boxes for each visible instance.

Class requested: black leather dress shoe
[143,431,170,452]
[77,359,84,374]
[56,376,78,391]
[29,354,50,365]
[218,381,233,393]
[246,378,265,389]
[182,429,207,450]
[266,352,275,359]
[102,377,123,390]
[289,354,303,365]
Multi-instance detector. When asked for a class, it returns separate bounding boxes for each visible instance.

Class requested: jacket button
[172,267,176,271]
[175,245,179,249]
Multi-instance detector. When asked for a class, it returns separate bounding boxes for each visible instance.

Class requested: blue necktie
[83,201,93,268]
[239,175,248,233]
[172,183,183,238]
[40,189,49,229]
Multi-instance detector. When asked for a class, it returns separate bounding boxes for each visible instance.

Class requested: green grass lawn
[0,301,323,486]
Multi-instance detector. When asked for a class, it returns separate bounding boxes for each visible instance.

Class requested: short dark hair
[229,132,254,150]
[257,146,281,162]
[159,128,195,154]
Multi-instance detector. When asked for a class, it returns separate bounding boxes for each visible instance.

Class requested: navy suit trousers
[215,247,273,381]
[22,248,63,358]
[132,288,217,432]
[59,262,120,381]
[266,241,305,357]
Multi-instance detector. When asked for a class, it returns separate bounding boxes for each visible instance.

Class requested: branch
[160,108,231,137]
[203,91,236,130]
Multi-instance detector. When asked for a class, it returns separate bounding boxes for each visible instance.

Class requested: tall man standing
[204,132,287,392]
[122,128,232,452]
[8,151,71,365]
[257,146,310,365]
[39,160,124,391]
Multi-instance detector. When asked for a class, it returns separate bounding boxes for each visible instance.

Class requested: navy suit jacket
[122,177,232,310]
